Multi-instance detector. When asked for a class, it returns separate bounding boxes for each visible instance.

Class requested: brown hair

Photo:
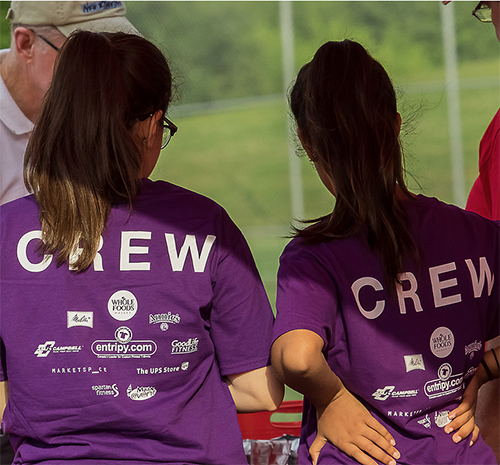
[24,31,173,271]
[290,40,418,293]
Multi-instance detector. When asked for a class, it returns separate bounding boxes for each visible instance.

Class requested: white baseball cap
[6,1,138,36]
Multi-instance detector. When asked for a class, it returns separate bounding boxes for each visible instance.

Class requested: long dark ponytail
[290,40,418,294]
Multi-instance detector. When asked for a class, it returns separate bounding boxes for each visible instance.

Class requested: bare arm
[271,329,400,465]
[446,346,500,445]
[0,381,8,421]
[226,365,284,413]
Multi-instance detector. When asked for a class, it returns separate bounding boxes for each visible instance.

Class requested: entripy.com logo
[91,326,157,359]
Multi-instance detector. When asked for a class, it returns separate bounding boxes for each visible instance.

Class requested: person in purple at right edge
[271,39,500,465]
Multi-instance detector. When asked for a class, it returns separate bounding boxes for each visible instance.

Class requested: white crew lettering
[466,257,494,298]
[429,262,462,308]
[351,277,385,319]
[165,234,215,273]
[396,272,423,314]
[120,231,151,271]
[69,236,104,271]
[17,230,52,272]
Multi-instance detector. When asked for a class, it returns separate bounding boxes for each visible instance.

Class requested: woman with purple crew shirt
[271,40,500,465]
[0,31,283,464]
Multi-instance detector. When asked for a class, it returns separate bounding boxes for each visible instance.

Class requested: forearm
[475,347,500,387]
[0,381,8,421]
[226,365,284,413]
[271,329,344,411]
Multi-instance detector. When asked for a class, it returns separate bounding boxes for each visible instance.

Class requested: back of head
[25,31,173,271]
[290,40,417,293]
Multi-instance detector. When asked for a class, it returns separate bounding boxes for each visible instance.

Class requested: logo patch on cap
[82,1,124,15]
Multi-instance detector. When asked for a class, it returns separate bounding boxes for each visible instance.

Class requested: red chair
[237,400,303,440]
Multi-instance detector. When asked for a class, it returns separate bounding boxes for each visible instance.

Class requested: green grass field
[153,58,499,404]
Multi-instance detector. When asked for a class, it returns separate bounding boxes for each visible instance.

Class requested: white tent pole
[280,0,304,225]
[440,1,466,207]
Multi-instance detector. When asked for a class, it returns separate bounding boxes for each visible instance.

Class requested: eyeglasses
[473,2,492,22]
[30,29,60,51]
[162,116,178,149]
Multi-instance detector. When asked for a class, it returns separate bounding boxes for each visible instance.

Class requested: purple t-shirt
[0,179,274,465]
[273,195,500,465]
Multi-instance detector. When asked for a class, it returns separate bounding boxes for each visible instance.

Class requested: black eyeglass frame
[29,29,60,51]
[472,1,492,22]
[161,116,178,149]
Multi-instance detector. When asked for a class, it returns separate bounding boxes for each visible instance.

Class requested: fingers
[309,435,327,465]
[362,425,401,464]
[470,424,480,447]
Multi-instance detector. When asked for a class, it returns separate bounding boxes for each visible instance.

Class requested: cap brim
[56,16,139,37]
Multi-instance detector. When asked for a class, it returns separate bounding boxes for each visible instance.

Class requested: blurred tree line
[1,1,498,105]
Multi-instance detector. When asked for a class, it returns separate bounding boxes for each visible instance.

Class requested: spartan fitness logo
[91,326,157,359]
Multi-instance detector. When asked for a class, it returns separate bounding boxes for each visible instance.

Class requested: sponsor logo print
[404,354,425,372]
[108,290,138,321]
[51,366,107,374]
[465,340,482,360]
[34,341,83,357]
[82,1,123,15]
[115,326,133,344]
[435,410,451,427]
[424,363,464,399]
[92,384,119,397]
[387,409,423,418]
[91,326,157,359]
[430,326,455,358]
[149,312,181,331]
[418,414,431,429]
[136,362,190,375]
[127,384,156,401]
[372,385,418,401]
[464,366,477,379]
[171,338,199,355]
[67,311,94,328]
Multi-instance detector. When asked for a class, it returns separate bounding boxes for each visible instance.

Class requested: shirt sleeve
[209,209,274,376]
[272,242,339,350]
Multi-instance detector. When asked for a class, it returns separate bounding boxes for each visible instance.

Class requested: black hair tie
[481,358,494,381]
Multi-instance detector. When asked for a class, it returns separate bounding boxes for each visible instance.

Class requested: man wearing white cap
[0,4,139,462]
[0,1,138,206]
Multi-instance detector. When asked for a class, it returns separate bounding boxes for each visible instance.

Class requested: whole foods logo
[430,327,454,359]
[108,290,138,321]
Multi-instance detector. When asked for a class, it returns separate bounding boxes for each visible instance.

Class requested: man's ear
[13,27,36,63]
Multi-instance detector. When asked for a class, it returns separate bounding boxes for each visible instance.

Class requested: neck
[0,51,40,123]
